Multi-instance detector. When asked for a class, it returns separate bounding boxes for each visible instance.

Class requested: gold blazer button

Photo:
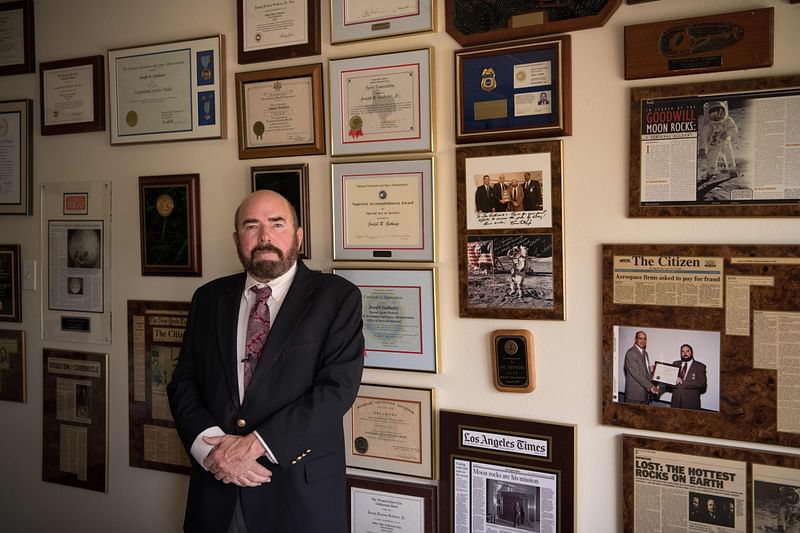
[237,418,246,428]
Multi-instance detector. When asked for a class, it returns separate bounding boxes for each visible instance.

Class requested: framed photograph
[457,141,564,320]
[127,300,191,474]
[237,0,320,64]
[235,63,325,159]
[343,383,434,478]
[329,48,433,156]
[331,158,435,262]
[42,348,109,492]
[623,434,800,533]
[455,36,571,144]
[0,99,33,215]
[347,474,437,533]
[138,174,202,277]
[330,0,435,44]
[0,329,25,402]
[251,163,311,258]
[108,35,225,145]
[603,243,800,447]
[39,55,105,135]
[0,0,35,76]
[629,75,800,217]
[438,410,576,533]
[333,268,439,373]
[0,244,21,322]
[445,0,619,47]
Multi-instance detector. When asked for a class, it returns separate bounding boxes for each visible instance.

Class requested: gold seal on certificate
[252,121,265,139]
[349,115,363,138]
[126,110,138,127]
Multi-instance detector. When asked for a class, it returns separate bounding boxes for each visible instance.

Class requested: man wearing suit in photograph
[522,172,542,211]
[493,174,510,212]
[475,174,495,213]
[168,190,365,533]
[669,343,707,410]
[623,330,659,404]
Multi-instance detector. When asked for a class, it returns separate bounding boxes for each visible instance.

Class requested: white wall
[0,1,798,531]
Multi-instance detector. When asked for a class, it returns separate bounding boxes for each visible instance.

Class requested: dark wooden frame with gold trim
[237,0,320,64]
[39,55,105,135]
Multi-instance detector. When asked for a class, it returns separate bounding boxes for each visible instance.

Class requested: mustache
[250,243,284,260]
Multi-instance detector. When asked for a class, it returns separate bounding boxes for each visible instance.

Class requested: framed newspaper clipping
[439,410,576,533]
[629,75,800,217]
[623,434,800,533]
[127,300,191,474]
[603,243,800,448]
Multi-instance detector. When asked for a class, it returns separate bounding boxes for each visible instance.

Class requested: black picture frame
[251,163,311,258]
[39,55,105,135]
[0,0,35,76]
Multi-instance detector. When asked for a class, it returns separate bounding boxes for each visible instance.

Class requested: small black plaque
[61,316,91,332]
[491,329,535,392]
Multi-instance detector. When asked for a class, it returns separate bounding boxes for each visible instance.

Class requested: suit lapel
[216,273,246,408]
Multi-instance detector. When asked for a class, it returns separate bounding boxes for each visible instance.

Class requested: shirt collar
[244,261,298,303]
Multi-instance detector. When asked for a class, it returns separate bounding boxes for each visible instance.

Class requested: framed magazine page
[455,36,571,144]
[629,75,800,217]
[331,158,435,262]
[330,0,435,44]
[347,474,437,533]
[237,0,320,64]
[251,163,311,258]
[329,48,433,156]
[40,55,105,135]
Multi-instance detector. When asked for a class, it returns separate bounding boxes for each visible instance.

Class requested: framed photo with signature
[251,163,311,258]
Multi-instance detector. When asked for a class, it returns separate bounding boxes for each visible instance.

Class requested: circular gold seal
[504,339,518,355]
[516,71,527,82]
[253,121,265,138]
[155,194,174,217]
[126,110,138,127]
[349,116,363,131]
[354,436,368,454]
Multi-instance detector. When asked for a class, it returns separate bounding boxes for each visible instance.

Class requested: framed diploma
[457,141,565,320]
[330,0,435,44]
[445,0,619,47]
[629,75,800,217]
[0,328,25,402]
[237,0,320,64]
[39,55,105,136]
[330,48,434,156]
[343,383,434,478]
[235,63,325,159]
[251,163,311,258]
[438,410,576,533]
[331,158,435,262]
[0,0,35,76]
[347,474,437,533]
[0,99,32,215]
[333,268,439,373]
[652,361,679,386]
[0,244,21,322]
[108,35,225,145]
[455,36,571,144]
[42,348,108,492]
[138,174,202,277]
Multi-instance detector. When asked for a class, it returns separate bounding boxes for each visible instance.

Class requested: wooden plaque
[624,8,773,80]
[491,329,535,393]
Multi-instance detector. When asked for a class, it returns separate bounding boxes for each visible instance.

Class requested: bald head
[234,190,299,231]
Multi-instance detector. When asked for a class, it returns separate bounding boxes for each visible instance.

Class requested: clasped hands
[203,433,272,488]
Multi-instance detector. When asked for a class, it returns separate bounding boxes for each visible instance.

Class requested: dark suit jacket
[167,261,364,533]
[670,359,707,410]
[475,185,494,212]
[493,182,510,211]
[522,179,542,211]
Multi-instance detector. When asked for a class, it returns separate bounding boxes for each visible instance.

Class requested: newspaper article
[454,459,557,533]
[753,463,800,533]
[47,220,104,313]
[725,276,775,336]
[613,255,723,308]
[633,448,746,532]
[143,424,191,467]
[639,89,800,206]
[59,424,88,481]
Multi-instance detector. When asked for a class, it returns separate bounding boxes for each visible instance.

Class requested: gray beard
[238,241,299,281]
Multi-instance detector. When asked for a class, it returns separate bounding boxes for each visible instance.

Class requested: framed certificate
[251,163,311,258]
[0,328,25,402]
[0,99,33,215]
[332,158,435,262]
[456,36,571,144]
[652,361,679,386]
[237,0,320,64]
[0,244,21,322]
[0,0,35,76]
[347,474,437,533]
[330,0,435,45]
[39,56,105,136]
[330,48,433,156]
[343,383,434,478]
[235,63,325,159]
[108,35,225,145]
[138,174,202,277]
[333,268,439,373]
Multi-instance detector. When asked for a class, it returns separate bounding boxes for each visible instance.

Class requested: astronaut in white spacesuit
[699,100,738,177]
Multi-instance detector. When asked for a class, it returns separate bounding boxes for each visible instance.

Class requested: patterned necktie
[244,285,272,387]
[679,362,687,380]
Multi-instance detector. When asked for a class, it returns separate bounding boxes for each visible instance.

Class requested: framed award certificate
[236,63,325,159]
[330,48,434,156]
[40,56,105,136]
[237,0,320,64]
[332,158,435,262]
[343,383,434,478]
[347,474,437,532]
[0,0,35,76]
[108,35,225,145]
[0,99,32,215]
[333,268,439,373]
[330,0,435,45]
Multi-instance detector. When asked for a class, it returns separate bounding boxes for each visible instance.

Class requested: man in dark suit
[493,174,510,212]
[623,330,659,404]
[669,343,707,410]
[522,172,542,211]
[475,174,495,213]
[168,190,365,533]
